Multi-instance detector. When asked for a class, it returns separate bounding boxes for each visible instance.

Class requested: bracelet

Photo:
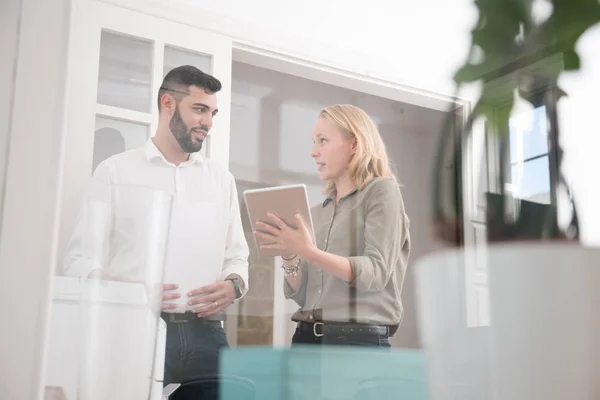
[281,254,297,261]
[282,265,299,277]
[281,256,301,277]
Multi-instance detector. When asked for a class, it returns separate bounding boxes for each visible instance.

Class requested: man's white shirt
[63,139,249,311]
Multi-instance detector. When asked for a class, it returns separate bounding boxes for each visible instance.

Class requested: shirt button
[317,289,322,294]
[309,315,313,320]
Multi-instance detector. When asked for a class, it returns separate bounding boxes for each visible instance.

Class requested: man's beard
[169,106,208,154]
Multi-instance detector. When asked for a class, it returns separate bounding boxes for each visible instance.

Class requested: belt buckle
[313,322,324,337]
[166,313,189,324]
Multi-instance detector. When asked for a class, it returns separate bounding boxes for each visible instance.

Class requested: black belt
[161,312,223,325]
[298,321,389,337]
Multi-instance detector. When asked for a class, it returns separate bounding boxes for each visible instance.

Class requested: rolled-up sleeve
[283,262,308,307]
[346,181,409,293]
[220,175,250,296]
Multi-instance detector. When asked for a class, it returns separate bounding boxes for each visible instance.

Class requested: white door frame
[231,41,463,112]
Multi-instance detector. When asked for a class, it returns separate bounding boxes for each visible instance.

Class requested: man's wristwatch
[225,277,243,299]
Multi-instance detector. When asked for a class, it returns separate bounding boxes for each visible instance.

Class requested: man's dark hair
[157,65,222,111]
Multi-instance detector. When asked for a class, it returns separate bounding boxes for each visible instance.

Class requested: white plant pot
[415,242,600,400]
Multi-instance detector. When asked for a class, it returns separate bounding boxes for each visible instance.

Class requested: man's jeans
[163,319,228,400]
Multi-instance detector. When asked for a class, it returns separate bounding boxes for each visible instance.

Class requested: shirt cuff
[346,256,375,291]
[283,278,302,299]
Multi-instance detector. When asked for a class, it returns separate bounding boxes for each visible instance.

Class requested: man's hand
[187,280,236,317]
[162,283,181,311]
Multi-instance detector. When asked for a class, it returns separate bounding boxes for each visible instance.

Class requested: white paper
[162,200,221,313]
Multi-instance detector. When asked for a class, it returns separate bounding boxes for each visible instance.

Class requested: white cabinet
[57,0,233,264]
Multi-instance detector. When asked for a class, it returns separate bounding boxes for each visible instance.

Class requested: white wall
[0,0,72,398]
[178,0,477,98]
[0,0,21,231]
[230,61,452,348]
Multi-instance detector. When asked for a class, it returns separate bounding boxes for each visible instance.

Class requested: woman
[255,104,410,348]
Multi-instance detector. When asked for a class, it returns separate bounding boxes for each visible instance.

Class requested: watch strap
[225,277,243,299]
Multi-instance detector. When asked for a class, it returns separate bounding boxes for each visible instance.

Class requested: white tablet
[243,184,315,258]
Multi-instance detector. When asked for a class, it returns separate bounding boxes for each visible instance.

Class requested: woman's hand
[254,213,315,258]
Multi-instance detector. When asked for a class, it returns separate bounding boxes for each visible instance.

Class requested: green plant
[433,0,600,244]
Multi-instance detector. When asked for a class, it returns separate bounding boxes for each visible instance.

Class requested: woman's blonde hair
[319,104,396,196]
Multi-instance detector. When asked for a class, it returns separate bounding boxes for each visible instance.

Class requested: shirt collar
[322,186,359,207]
[143,138,205,166]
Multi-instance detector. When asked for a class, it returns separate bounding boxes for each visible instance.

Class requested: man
[64,65,249,399]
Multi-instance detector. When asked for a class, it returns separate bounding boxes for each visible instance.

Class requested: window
[506,104,552,204]
[465,95,559,327]
[463,55,564,327]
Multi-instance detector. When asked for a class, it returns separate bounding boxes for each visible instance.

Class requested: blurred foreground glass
[76,184,173,400]
[414,247,493,400]
[415,243,600,400]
